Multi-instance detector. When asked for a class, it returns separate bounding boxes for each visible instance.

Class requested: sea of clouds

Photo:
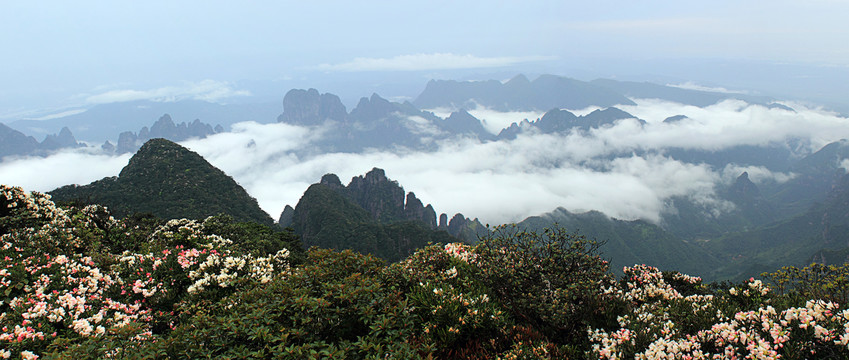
[2,98,847,225]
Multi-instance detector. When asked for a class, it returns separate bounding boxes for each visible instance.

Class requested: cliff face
[286,167,486,248]
[289,168,457,261]
[278,88,347,126]
[346,168,407,223]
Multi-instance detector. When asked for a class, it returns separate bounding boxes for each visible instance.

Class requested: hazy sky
[3,1,849,116]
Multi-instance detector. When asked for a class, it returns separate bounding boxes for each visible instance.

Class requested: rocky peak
[349,93,397,122]
[113,114,219,154]
[663,115,689,124]
[0,123,39,157]
[441,110,495,141]
[279,88,347,126]
[582,107,642,127]
[150,114,176,137]
[535,108,579,133]
[729,172,761,199]
[319,173,344,189]
[403,192,438,228]
[504,74,531,88]
[40,127,81,151]
[346,168,405,222]
[438,213,449,229]
[278,205,295,227]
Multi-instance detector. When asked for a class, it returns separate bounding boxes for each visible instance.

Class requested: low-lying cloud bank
[83,80,251,104]
[2,98,848,225]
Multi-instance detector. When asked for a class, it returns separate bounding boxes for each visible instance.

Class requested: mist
[4,96,846,226]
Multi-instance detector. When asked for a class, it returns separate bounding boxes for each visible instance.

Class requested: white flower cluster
[444,243,476,263]
[728,278,770,297]
[1,252,150,356]
[0,185,80,250]
[186,249,290,294]
[592,265,849,359]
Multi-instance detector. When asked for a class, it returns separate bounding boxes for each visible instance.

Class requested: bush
[472,225,617,353]
[151,248,419,359]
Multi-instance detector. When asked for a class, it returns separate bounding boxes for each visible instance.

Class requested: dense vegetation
[3,185,849,359]
[292,182,458,262]
[49,139,274,226]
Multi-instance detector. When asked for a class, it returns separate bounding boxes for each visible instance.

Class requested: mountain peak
[279,88,347,126]
[505,74,530,87]
[729,171,761,199]
[320,173,344,188]
[52,138,273,225]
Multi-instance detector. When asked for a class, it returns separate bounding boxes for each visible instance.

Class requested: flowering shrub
[474,225,617,353]
[763,262,849,305]
[149,248,420,359]
[385,244,510,359]
[590,264,849,359]
[0,186,293,359]
[4,184,849,359]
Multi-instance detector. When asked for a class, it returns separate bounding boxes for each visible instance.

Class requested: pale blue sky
[2,1,848,116]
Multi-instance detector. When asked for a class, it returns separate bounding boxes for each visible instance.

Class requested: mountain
[112,114,221,154]
[49,138,273,225]
[0,123,39,158]
[702,171,849,280]
[660,172,780,241]
[590,78,777,107]
[288,169,462,261]
[724,172,778,226]
[766,139,849,216]
[517,207,720,276]
[414,74,636,111]
[9,99,281,143]
[439,109,496,141]
[663,143,798,173]
[0,123,82,159]
[497,107,642,139]
[277,90,495,151]
[277,88,347,126]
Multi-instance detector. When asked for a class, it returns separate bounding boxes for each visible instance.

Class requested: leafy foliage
[4,184,849,359]
[49,138,274,225]
[293,183,456,262]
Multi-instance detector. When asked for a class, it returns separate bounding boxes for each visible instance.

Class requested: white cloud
[465,107,545,135]
[667,81,751,94]
[6,97,849,227]
[84,80,251,104]
[314,53,557,72]
[613,98,849,152]
[178,125,728,225]
[0,149,130,193]
[721,164,796,185]
[23,108,87,121]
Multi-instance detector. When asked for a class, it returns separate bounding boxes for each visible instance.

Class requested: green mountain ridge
[49,138,274,225]
[703,170,849,280]
[290,176,458,262]
[516,207,721,276]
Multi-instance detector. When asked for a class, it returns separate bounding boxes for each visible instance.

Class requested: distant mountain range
[7,73,849,280]
[0,123,83,159]
[414,74,636,111]
[110,114,222,154]
[8,99,281,142]
[35,133,849,280]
